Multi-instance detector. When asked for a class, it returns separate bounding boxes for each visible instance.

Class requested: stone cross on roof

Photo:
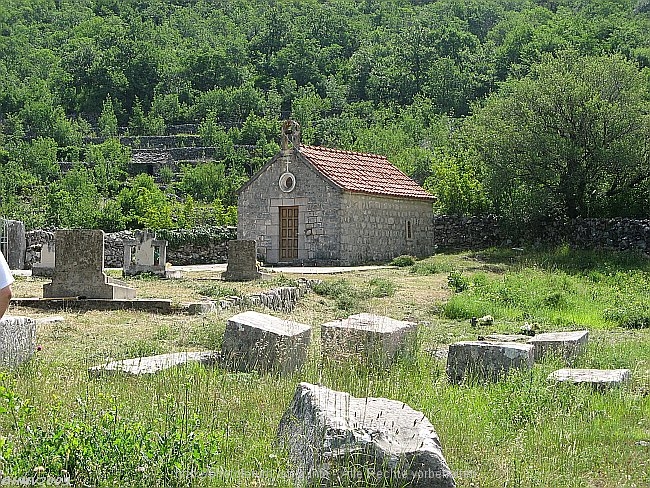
[280,119,301,151]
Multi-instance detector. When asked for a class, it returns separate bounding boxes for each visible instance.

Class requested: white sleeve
[0,251,14,289]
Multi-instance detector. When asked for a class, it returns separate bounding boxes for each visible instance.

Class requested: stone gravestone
[446,341,534,383]
[321,313,418,365]
[31,240,56,277]
[123,230,167,277]
[221,310,311,374]
[222,240,261,282]
[278,382,456,488]
[0,316,36,368]
[43,229,136,299]
[1,219,25,270]
[526,330,589,362]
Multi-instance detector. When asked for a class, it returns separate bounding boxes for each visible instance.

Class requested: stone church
[236,121,437,266]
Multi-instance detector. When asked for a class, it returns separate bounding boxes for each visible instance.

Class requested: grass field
[1,247,649,487]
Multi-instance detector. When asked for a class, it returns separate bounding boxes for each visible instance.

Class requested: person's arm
[0,285,11,319]
[0,251,14,319]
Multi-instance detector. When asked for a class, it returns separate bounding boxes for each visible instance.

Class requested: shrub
[603,302,650,329]
[390,255,416,267]
[447,270,470,292]
[442,295,487,320]
[368,278,396,298]
[197,284,240,298]
[313,279,365,312]
[410,260,454,275]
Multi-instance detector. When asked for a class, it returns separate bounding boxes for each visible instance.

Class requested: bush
[447,270,470,292]
[442,295,488,320]
[603,302,650,329]
[313,279,364,312]
[368,278,396,298]
[313,278,397,311]
[410,260,454,275]
[197,284,240,299]
[156,226,236,247]
[390,255,416,267]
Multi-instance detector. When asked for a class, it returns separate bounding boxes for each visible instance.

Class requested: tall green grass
[443,266,650,330]
[1,248,649,487]
[2,330,647,487]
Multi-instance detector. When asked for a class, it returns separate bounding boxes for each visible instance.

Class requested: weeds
[196,284,240,299]
[313,278,397,311]
[447,270,470,293]
[390,255,416,267]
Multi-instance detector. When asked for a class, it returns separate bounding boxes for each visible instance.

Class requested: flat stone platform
[548,368,631,389]
[89,351,217,377]
[11,297,173,314]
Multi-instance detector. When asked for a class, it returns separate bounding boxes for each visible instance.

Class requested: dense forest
[1,0,650,231]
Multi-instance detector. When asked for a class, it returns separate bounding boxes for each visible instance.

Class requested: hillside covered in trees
[1,0,650,231]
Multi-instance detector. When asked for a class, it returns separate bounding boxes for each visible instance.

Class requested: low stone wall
[166,240,230,266]
[432,215,503,250]
[432,215,650,252]
[543,218,650,251]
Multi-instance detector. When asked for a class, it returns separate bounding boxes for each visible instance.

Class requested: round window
[279,172,296,193]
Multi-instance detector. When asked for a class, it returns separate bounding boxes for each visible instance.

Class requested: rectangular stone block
[4,220,25,270]
[480,334,529,343]
[32,240,56,277]
[527,330,589,362]
[0,316,36,368]
[446,341,534,383]
[89,351,216,377]
[547,368,630,389]
[222,240,261,282]
[221,311,311,374]
[123,229,167,277]
[321,313,418,365]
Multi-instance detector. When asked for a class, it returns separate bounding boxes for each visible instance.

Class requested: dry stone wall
[432,215,650,252]
[432,215,503,250]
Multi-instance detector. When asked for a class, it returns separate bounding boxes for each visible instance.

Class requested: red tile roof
[298,145,436,201]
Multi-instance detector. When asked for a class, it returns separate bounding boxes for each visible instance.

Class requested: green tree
[45,165,102,228]
[117,173,173,229]
[98,95,118,137]
[464,51,650,220]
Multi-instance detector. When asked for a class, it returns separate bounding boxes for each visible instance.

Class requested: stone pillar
[0,316,36,368]
[222,240,261,281]
[3,220,25,270]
